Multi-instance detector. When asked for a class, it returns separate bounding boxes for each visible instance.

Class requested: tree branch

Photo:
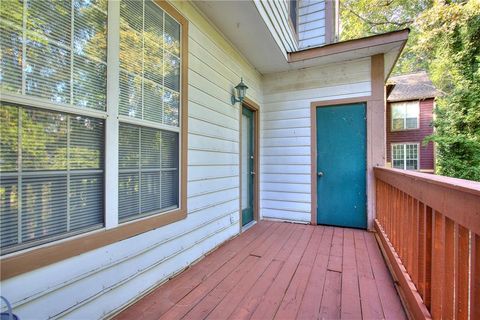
[345,8,412,28]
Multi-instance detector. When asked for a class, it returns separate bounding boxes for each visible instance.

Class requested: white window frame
[391,143,420,171]
[391,101,420,131]
[0,0,187,259]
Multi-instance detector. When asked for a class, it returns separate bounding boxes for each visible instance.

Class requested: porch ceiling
[194,1,408,78]
[193,0,287,74]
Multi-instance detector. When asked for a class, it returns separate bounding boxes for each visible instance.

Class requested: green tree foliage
[418,1,480,181]
[341,0,480,181]
[340,0,433,74]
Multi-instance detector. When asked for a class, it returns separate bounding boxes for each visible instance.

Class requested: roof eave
[288,29,410,63]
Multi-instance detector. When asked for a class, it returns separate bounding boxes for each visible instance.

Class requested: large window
[0,0,186,259]
[118,0,181,220]
[1,0,107,254]
[0,104,104,253]
[391,101,419,131]
[392,143,419,170]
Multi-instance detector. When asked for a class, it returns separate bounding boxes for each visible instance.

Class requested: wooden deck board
[114,221,406,320]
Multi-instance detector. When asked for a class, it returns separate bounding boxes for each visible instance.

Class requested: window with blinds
[0,0,184,255]
[0,0,107,254]
[118,0,181,221]
[0,0,108,110]
[0,103,104,254]
[119,123,179,222]
[119,0,180,126]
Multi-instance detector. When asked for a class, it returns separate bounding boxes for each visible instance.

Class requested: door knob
[250,171,256,175]
[317,171,324,177]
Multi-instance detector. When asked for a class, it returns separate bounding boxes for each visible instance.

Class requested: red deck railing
[374,167,480,320]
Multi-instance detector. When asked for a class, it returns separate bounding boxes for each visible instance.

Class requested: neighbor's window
[0,0,107,253]
[118,0,181,222]
[391,101,419,131]
[392,144,419,170]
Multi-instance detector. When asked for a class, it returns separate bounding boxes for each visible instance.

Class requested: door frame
[310,54,385,228]
[239,97,260,231]
[313,102,368,228]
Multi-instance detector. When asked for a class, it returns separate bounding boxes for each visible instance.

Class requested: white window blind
[119,0,180,126]
[392,144,418,170]
[118,0,181,221]
[0,0,107,254]
[119,123,179,222]
[0,103,104,254]
[0,0,184,254]
[391,101,419,131]
[0,0,108,110]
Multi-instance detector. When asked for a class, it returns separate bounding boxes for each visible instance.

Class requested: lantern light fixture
[231,78,248,105]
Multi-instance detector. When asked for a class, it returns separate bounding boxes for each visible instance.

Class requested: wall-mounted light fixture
[231,78,248,105]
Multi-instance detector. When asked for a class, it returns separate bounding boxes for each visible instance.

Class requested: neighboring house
[386,72,439,173]
[0,0,409,318]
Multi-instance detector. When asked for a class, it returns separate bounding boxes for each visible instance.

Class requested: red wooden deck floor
[114,221,406,320]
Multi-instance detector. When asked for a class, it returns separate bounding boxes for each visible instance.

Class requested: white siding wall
[254,0,298,57]
[260,58,371,223]
[1,2,262,319]
[298,0,326,48]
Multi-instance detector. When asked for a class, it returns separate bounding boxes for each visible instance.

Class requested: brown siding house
[386,72,439,173]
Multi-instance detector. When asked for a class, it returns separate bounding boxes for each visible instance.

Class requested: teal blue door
[241,106,255,226]
[316,103,367,229]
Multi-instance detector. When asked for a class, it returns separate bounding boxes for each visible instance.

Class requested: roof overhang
[194,1,409,78]
[287,29,409,80]
[193,0,287,74]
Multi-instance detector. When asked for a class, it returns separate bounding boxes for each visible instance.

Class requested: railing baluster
[408,195,414,278]
[472,234,479,320]
[418,202,426,300]
[456,225,469,320]
[412,199,419,287]
[393,188,398,248]
[425,206,433,310]
[431,210,445,318]
[444,218,455,318]
[400,191,406,262]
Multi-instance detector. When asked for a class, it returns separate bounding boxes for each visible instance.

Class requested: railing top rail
[374,166,480,235]
[374,167,480,197]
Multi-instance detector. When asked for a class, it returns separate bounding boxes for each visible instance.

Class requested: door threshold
[242,220,256,232]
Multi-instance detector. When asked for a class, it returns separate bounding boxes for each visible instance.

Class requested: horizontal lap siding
[2,2,262,319]
[261,58,371,223]
[254,0,298,56]
[386,98,435,171]
[298,0,326,48]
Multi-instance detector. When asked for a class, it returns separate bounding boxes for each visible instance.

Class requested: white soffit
[194,0,287,74]
[195,1,407,77]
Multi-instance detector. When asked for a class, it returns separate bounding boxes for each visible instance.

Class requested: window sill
[0,208,187,280]
[390,128,420,132]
